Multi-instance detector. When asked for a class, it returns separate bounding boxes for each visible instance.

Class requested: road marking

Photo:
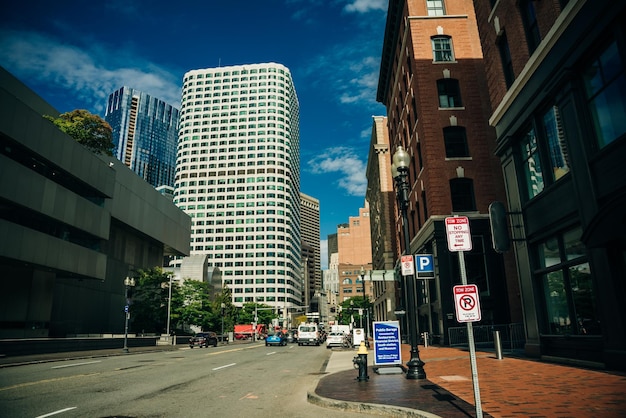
[35,407,77,417]
[266,351,277,356]
[212,363,236,371]
[0,373,99,392]
[239,392,258,400]
[51,360,101,369]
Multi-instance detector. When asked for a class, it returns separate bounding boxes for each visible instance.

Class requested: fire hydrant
[352,341,369,381]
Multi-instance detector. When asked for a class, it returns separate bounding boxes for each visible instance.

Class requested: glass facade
[174,63,302,310]
[105,87,180,188]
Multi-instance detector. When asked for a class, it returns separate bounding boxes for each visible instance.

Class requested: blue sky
[0,0,389,268]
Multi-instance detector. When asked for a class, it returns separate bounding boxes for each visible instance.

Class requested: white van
[297,323,320,346]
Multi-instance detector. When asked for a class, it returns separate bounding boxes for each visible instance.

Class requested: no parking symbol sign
[453,284,482,323]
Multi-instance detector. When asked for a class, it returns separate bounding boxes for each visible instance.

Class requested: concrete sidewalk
[311,344,626,417]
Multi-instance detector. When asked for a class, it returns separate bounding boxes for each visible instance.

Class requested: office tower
[105,87,180,188]
[300,192,321,292]
[174,63,302,315]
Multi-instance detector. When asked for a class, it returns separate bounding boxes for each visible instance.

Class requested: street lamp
[166,274,173,342]
[391,145,426,379]
[221,303,226,342]
[122,276,136,353]
[360,266,369,347]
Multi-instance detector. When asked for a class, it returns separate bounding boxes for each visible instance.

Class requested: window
[541,106,569,181]
[497,31,515,88]
[450,178,476,211]
[520,127,544,200]
[443,126,469,158]
[432,36,453,62]
[536,227,599,336]
[437,79,462,108]
[520,0,541,54]
[582,40,626,150]
[426,0,445,16]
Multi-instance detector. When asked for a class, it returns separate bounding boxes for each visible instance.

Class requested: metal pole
[360,268,369,347]
[166,274,173,342]
[396,164,426,380]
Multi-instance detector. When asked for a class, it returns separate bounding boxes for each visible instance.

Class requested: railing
[448,323,525,350]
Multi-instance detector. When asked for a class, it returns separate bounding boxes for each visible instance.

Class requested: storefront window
[520,127,544,200]
[536,227,601,336]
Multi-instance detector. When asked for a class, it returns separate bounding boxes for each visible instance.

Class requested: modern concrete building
[105,87,180,188]
[472,0,626,370]
[174,63,302,316]
[376,0,521,345]
[0,67,190,338]
[300,192,321,294]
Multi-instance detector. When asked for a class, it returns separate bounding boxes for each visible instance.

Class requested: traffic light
[489,201,510,253]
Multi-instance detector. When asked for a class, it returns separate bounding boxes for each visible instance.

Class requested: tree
[44,109,114,156]
[337,296,368,326]
[178,279,213,330]
[130,267,177,334]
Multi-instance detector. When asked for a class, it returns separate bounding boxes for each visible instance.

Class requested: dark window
[582,40,626,150]
[432,36,453,62]
[450,178,476,211]
[443,126,469,157]
[437,79,462,108]
[497,31,515,88]
[520,0,541,54]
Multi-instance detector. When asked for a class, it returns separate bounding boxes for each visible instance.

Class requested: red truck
[234,324,267,340]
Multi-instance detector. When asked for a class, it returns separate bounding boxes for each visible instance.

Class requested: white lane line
[51,361,101,369]
[212,363,236,371]
[36,407,77,417]
[266,351,277,356]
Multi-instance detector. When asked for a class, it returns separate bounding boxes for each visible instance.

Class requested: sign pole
[459,250,483,418]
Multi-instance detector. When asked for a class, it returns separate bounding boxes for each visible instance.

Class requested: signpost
[446,216,483,418]
[373,321,402,368]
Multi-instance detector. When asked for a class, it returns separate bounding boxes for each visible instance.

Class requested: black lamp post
[391,145,426,380]
[360,266,370,347]
[123,276,135,353]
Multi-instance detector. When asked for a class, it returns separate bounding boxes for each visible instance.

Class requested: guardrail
[447,323,525,350]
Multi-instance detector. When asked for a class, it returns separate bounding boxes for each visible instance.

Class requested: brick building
[337,205,373,303]
[376,0,522,344]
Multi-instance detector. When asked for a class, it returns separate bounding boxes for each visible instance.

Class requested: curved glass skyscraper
[175,63,302,314]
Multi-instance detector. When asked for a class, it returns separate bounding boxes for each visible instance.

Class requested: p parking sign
[415,254,434,278]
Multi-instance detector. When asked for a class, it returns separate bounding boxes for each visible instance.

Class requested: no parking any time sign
[453,284,482,323]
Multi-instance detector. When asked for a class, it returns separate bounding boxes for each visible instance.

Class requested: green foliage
[337,296,369,326]
[44,109,114,156]
[178,279,213,330]
[236,303,277,326]
[130,267,177,334]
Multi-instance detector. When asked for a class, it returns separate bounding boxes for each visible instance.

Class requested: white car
[326,332,345,349]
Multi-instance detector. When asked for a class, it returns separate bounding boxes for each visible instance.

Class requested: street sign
[453,284,482,323]
[373,321,402,366]
[415,254,434,278]
[446,216,472,252]
[401,255,414,276]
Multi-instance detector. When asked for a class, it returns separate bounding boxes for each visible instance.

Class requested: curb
[307,390,442,418]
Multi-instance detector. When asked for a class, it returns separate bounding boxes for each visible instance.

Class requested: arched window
[432,36,453,62]
[342,278,353,285]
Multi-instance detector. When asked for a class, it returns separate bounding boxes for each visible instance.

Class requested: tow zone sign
[453,284,481,323]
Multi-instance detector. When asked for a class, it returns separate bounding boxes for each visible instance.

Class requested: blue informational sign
[373,321,402,366]
[415,254,434,273]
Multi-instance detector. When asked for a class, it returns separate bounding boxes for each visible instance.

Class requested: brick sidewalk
[412,345,626,417]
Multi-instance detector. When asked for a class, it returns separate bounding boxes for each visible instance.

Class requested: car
[189,332,218,348]
[284,331,296,343]
[265,332,287,346]
[326,332,346,349]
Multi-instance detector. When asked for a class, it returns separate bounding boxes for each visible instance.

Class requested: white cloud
[344,0,387,13]
[307,146,367,196]
[0,29,182,113]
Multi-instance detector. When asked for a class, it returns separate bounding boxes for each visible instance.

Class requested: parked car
[284,331,296,343]
[265,332,287,346]
[189,332,218,348]
[326,332,346,349]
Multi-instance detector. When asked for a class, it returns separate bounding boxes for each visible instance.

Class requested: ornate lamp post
[122,276,136,353]
[166,274,173,342]
[391,145,426,379]
[360,266,370,347]
[221,303,226,342]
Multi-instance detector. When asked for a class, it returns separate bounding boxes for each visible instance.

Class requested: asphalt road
[0,342,362,418]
